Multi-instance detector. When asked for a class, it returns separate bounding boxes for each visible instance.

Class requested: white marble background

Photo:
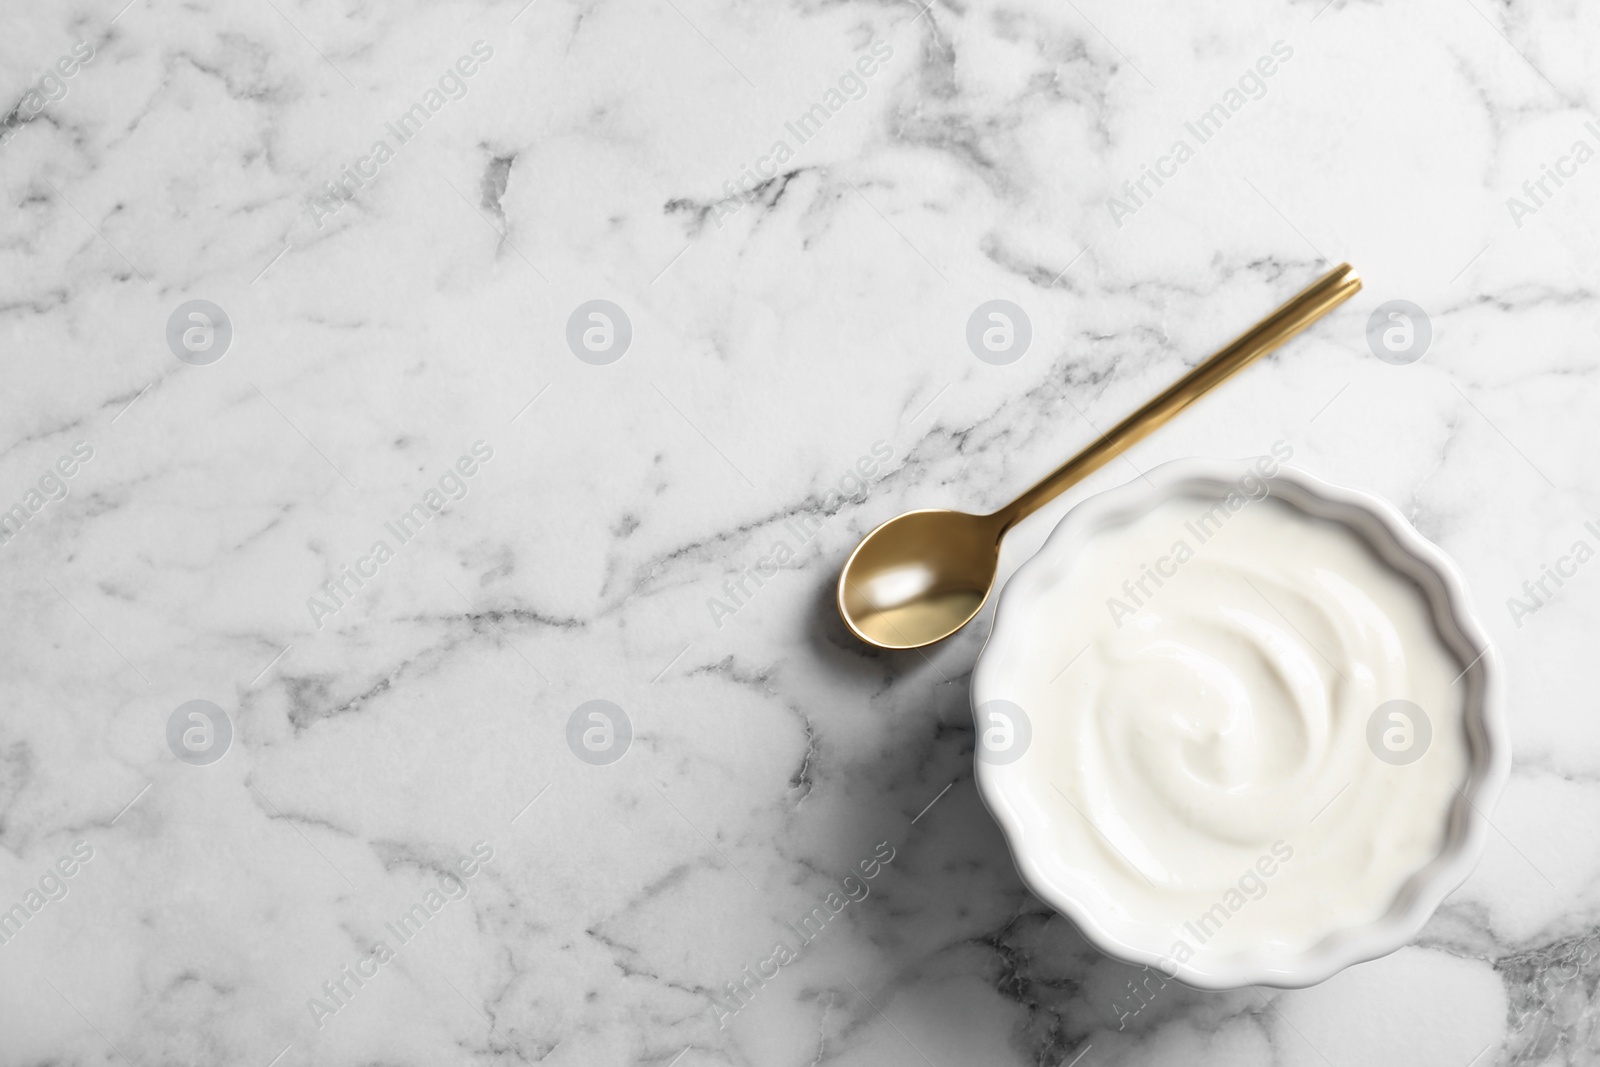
[1,0,1597,1063]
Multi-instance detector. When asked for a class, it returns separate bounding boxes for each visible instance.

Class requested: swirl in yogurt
[1007,488,1468,962]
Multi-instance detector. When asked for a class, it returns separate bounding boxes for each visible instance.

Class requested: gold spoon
[837,262,1363,650]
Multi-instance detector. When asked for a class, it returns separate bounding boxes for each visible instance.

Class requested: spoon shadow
[804,563,993,690]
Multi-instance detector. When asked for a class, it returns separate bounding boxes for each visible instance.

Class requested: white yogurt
[1001,480,1469,966]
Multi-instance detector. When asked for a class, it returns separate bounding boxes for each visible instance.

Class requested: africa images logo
[306,842,495,1030]
[1105,41,1294,227]
[167,300,233,365]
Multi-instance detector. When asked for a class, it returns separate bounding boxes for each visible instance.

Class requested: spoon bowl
[837,509,1003,649]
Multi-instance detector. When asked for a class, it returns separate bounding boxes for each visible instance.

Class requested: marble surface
[2,0,1599,1063]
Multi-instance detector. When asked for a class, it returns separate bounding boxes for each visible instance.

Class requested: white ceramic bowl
[970,458,1509,990]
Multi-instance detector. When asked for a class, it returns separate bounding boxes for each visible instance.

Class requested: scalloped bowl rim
[970,458,1509,990]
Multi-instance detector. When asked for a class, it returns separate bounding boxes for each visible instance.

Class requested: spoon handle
[992,262,1363,531]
